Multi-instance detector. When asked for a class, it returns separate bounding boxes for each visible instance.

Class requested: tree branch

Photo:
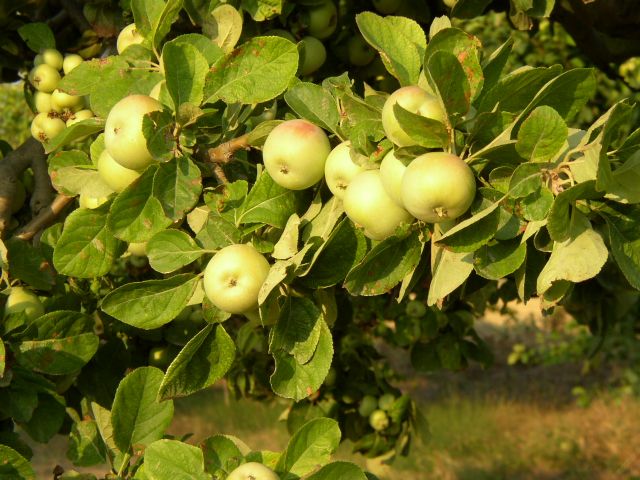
[15,194,75,242]
[30,153,56,216]
[205,134,251,164]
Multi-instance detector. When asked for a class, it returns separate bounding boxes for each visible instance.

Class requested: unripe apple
[33,54,44,66]
[104,95,162,170]
[299,36,326,76]
[127,242,147,256]
[262,119,331,190]
[79,192,109,209]
[63,54,84,74]
[324,141,365,199]
[379,150,409,207]
[381,86,445,147]
[148,346,173,369]
[4,286,44,320]
[66,109,94,126]
[343,169,412,241]
[372,0,402,14]
[31,113,66,143]
[305,1,338,40]
[227,462,280,480]
[97,150,142,193]
[50,89,85,112]
[33,92,52,113]
[378,393,396,411]
[347,35,376,67]
[203,244,270,315]
[401,152,476,223]
[40,48,64,70]
[443,0,458,7]
[369,409,390,431]
[28,64,61,93]
[358,395,379,417]
[117,23,144,54]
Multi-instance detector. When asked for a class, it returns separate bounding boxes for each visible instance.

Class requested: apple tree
[1,0,640,478]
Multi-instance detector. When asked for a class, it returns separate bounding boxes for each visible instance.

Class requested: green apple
[262,119,331,190]
[203,244,270,314]
[369,409,390,431]
[379,150,409,207]
[324,141,365,199]
[104,94,162,170]
[378,393,396,411]
[33,92,52,113]
[405,300,427,317]
[63,54,84,74]
[66,109,94,126]
[117,23,144,54]
[305,0,338,39]
[148,346,172,368]
[40,48,63,70]
[401,152,476,223]
[4,286,44,320]
[298,36,327,76]
[227,462,279,480]
[343,169,412,241]
[347,35,376,66]
[97,150,142,193]
[443,0,458,7]
[381,86,445,147]
[359,395,379,417]
[31,113,66,143]
[372,0,402,14]
[127,242,147,256]
[50,89,85,112]
[79,192,109,209]
[28,64,61,93]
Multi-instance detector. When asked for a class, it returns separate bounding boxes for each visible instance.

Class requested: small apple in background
[358,395,379,417]
[203,244,271,315]
[369,409,390,431]
[227,462,280,480]
[305,0,338,40]
[324,141,366,199]
[127,242,147,257]
[117,23,145,54]
[33,92,52,113]
[379,150,409,207]
[97,150,142,193]
[443,0,458,7]
[104,94,162,170]
[31,113,66,143]
[66,109,94,127]
[372,0,402,14]
[262,119,331,190]
[343,169,413,241]
[4,286,44,320]
[50,89,85,112]
[78,193,109,209]
[298,36,327,76]
[381,86,445,147]
[63,54,83,74]
[148,346,174,369]
[401,152,476,223]
[347,35,376,66]
[40,48,64,70]
[378,393,396,411]
[28,64,61,93]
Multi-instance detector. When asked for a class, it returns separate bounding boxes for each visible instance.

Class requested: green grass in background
[0,82,33,149]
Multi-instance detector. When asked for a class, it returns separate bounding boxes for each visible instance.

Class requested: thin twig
[29,153,55,216]
[15,194,75,241]
[206,134,251,164]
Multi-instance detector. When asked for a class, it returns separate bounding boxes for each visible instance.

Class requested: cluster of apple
[357,392,401,432]
[200,84,475,319]
[28,48,94,143]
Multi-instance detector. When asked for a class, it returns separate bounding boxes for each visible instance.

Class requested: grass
[0,82,33,149]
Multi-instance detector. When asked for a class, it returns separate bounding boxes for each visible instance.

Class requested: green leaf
[13,311,98,375]
[154,156,203,221]
[344,232,422,296]
[436,201,502,252]
[132,0,184,49]
[21,393,65,443]
[165,34,224,65]
[67,416,106,467]
[144,439,209,480]
[515,106,568,162]
[424,27,483,102]
[204,36,298,104]
[53,205,124,278]
[238,172,311,228]
[271,320,333,401]
[474,239,527,280]
[44,118,105,154]
[147,230,204,273]
[0,340,5,378]
[201,435,246,473]
[242,0,283,20]
[537,212,607,294]
[205,4,243,53]
[107,166,173,243]
[5,238,56,291]
[546,181,601,242]
[521,186,554,221]
[18,23,55,52]
[158,324,235,399]
[427,247,474,306]
[101,274,199,329]
[275,418,341,477]
[59,56,129,96]
[0,445,35,479]
[270,297,322,365]
[392,103,448,148]
[305,461,366,480]
[284,82,340,134]
[356,12,423,86]
[163,42,208,107]
[601,204,640,290]
[111,367,174,453]
[451,0,493,18]
[196,215,242,249]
